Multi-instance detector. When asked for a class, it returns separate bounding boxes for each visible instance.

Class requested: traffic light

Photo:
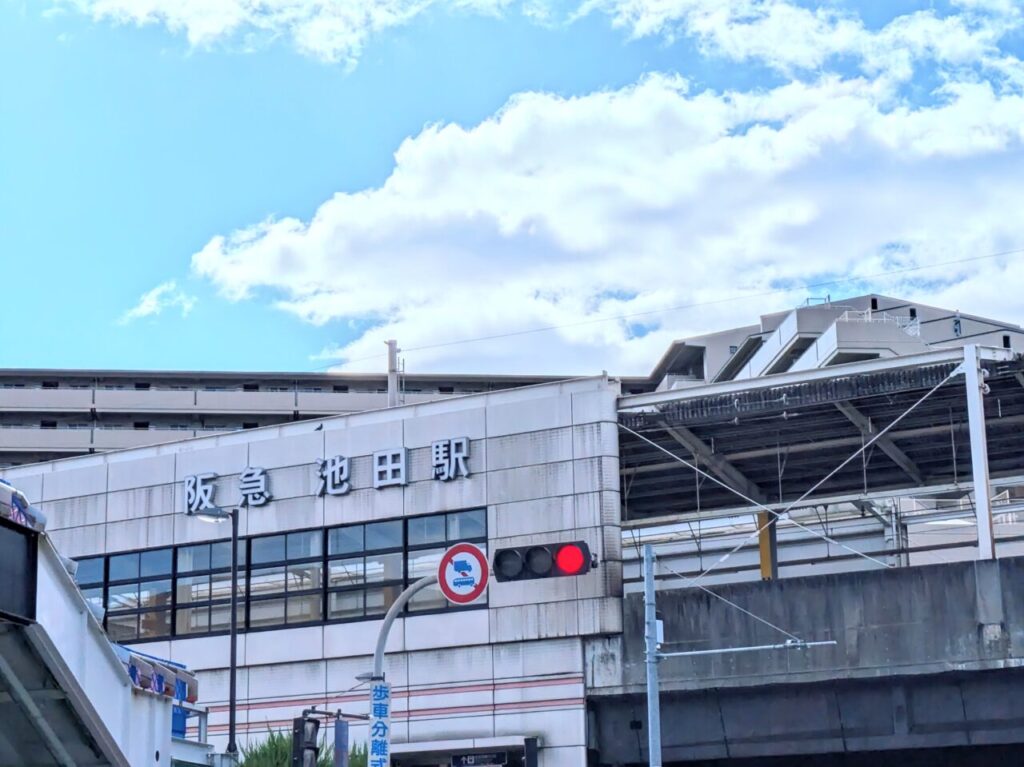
[492,541,593,582]
[292,716,320,767]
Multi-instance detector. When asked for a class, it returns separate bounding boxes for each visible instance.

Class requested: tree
[238,727,366,767]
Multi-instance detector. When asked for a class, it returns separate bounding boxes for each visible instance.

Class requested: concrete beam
[834,401,924,485]
[659,422,768,505]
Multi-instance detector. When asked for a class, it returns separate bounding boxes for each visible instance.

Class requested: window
[134,382,151,390]
[134,422,150,430]
[333,385,349,393]
[41,381,59,389]
[74,509,486,642]
[40,420,56,429]
[1004,335,1012,349]
[175,541,246,636]
[243,383,260,392]
[327,522,403,621]
[242,422,259,429]
[438,386,454,394]
[105,548,173,642]
[406,509,487,614]
[249,530,324,628]
[870,297,879,311]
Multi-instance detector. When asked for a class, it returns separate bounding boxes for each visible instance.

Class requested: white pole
[643,544,662,767]
[386,340,399,408]
[964,345,995,559]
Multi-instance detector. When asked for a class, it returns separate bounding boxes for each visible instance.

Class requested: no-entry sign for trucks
[438,542,489,605]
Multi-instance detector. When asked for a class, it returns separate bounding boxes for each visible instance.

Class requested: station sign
[451,752,508,767]
[437,542,489,605]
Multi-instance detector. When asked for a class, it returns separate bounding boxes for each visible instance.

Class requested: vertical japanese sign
[369,681,392,767]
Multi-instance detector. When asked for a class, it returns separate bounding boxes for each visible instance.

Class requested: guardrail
[838,309,921,336]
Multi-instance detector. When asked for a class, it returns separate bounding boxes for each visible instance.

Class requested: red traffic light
[492,541,593,582]
[554,543,586,575]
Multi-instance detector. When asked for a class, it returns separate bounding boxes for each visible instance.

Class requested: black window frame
[73,508,487,643]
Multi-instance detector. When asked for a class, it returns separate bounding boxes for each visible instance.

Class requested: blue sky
[2,0,1023,374]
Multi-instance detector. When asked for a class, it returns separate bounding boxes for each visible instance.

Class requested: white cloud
[61,0,510,66]
[119,280,198,324]
[580,0,1022,84]
[191,55,1024,374]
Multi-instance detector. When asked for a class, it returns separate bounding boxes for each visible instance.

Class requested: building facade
[5,295,1024,765]
[3,376,623,766]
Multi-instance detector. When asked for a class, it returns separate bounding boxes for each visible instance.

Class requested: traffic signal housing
[492,541,593,582]
[291,716,320,767]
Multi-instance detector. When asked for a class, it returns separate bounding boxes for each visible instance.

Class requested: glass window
[211,570,245,601]
[107,612,138,642]
[408,515,446,547]
[287,530,322,560]
[176,575,210,604]
[328,526,363,556]
[139,610,171,639]
[109,553,139,582]
[81,587,104,611]
[249,566,286,597]
[408,583,447,613]
[447,510,486,541]
[177,544,210,573]
[251,535,286,564]
[407,548,444,581]
[287,562,323,592]
[365,586,401,616]
[366,552,403,584]
[328,558,363,588]
[328,590,363,620]
[365,521,402,551]
[107,582,139,610]
[249,598,286,629]
[138,579,172,610]
[287,594,323,624]
[176,606,210,636]
[211,540,245,569]
[209,603,244,633]
[140,548,172,578]
[75,557,104,586]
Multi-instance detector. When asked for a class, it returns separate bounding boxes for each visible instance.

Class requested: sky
[1,0,1023,376]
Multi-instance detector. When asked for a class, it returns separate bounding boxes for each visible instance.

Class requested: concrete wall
[3,376,624,767]
[597,557,1024,697]
[589,557,1024,763]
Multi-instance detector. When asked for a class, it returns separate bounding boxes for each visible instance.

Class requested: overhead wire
[618,363,964,589]
[309,247,1024,371]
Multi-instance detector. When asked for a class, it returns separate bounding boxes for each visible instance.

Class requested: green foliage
[240,726,357,767]
[349,741,368,767]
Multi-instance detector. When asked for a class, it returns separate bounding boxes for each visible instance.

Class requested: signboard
[451,752,508,767]
[368,681,391,767]
[438,542,489,605]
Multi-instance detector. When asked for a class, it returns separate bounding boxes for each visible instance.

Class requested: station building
[5,295,1024,766]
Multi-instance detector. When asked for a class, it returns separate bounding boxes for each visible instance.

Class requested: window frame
[73,507,487,642]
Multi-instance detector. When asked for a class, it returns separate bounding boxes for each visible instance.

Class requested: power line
[618,363,961,590]
[309,246,1024,371]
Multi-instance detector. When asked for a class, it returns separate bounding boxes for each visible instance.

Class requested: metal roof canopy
[618,347,1023,521]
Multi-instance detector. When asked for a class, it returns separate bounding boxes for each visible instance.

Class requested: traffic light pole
[643,544,662,767]
[371,575,438,680]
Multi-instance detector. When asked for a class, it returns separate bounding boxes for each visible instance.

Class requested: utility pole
[641,543,835,766]
[386,340,399,408]
[643,544,662,767]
